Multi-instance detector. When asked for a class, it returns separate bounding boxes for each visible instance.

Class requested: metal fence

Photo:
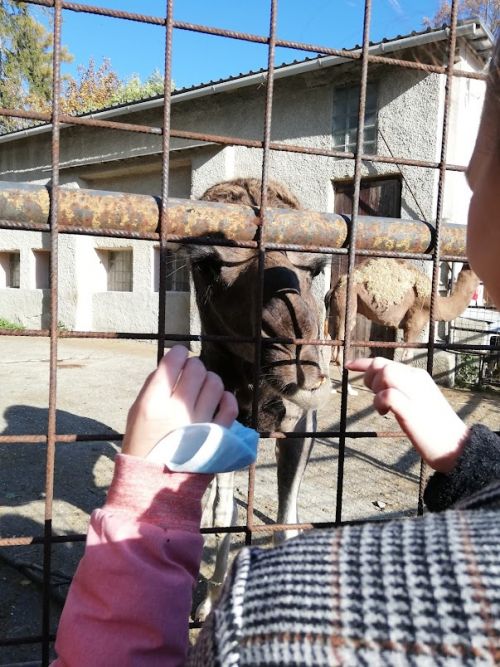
[0,0,496,663]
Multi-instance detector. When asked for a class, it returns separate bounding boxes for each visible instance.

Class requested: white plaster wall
[84,164,191,198]
[441,50,486,226]
[191,146,236,198]
[0,229,61,329]
[0,107,198,182]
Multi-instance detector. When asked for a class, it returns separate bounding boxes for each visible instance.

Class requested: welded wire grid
[0,0,495,662]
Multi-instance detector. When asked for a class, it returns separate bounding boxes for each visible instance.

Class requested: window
[97,249,133,292]
[153,247,190,293]
[333,83,377,153]
[334,176,401,218]
[34,250,50,289]
[0,252,20,288]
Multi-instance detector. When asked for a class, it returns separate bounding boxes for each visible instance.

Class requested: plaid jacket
[190,425,500,665]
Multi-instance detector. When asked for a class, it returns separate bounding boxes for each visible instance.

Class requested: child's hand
[122,345,238,459]
[346,357,469,472]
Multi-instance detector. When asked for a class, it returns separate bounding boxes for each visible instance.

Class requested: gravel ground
[0,337,498,664]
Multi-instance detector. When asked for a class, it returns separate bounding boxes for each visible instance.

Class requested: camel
[185,177,331,619]
[325,257,480,369]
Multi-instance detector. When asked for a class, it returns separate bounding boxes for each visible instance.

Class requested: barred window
[153,247,190,293]
[104,249,133,292]
[333,83,378,153]
[0,252,21,288]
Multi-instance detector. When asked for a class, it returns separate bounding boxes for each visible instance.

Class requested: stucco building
[0,20,494,340]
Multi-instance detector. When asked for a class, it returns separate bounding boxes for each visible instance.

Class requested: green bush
[0,317,25,330]
[455,353,480,388]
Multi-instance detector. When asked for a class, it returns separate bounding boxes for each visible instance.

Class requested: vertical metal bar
[418,0,459,514]
[157,0,175,363]
[42,0,63,663]
[246,0,278,546]
[335,0,372,525]
[259,0,278,209]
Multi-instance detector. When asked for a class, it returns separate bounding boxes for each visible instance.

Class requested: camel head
[186,178,331,418]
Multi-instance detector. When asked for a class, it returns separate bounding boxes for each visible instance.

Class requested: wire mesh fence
[0,0,497,663]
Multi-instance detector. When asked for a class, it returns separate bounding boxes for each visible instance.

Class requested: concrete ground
[0,336,498,663]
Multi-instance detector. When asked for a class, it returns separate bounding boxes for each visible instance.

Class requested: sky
[34,1,446,90]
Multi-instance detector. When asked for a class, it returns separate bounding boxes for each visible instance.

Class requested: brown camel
[186,177,331,619]
[325,257,480,367]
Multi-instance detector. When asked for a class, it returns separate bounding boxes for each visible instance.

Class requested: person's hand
[346,357,469,473]
[122,345,238,459]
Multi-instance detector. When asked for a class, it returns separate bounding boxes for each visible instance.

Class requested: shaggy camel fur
[325,257,480,366]
[186,177,331,619]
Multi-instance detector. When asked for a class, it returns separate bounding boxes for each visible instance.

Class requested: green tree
[112,69,166,105]
[60,57,121,115]
[0,4,168,133]
[58,60,166,115]
[0,1,71,132]
[424,0,500,33]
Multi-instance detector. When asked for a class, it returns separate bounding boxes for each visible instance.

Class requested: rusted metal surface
[0,182,470,256]
[0,181,50,226]
[42,0,63,660]
[157,0,175,362]
[246,0,279,543]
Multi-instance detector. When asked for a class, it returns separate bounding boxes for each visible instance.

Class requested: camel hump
[350,258,431,311]
[201,177,301,210]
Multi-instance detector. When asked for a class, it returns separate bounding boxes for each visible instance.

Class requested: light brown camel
[325,257,479,369]
[185,177,331,619]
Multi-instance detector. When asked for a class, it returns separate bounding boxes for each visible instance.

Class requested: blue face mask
[146,420,259,474]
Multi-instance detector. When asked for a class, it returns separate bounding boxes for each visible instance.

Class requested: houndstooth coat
[190,425,500,666]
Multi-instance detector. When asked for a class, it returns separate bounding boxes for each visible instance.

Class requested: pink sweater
[53,454,211,667]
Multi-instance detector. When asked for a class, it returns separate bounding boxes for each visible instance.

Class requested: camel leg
[400,346,414,362]
[402,314,427,362]
[195,471,237,621]
[274,410,315,545]
[332,289,358,395]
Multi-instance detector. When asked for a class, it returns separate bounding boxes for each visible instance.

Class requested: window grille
[9,252,20,288]
[0,251,21,288]
[107,250,133,292]
[333,83,377,153]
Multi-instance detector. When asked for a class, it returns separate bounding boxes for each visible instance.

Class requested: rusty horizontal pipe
[0,181,468,256]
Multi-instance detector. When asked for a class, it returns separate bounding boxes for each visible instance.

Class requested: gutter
[0,21,489,146]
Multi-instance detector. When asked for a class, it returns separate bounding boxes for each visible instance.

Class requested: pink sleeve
[53,454,211,667]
